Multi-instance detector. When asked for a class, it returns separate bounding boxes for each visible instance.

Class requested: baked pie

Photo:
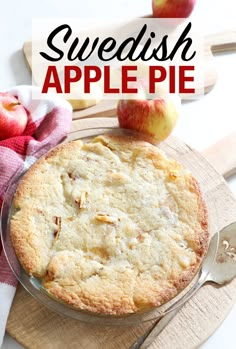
[10,134,208,315]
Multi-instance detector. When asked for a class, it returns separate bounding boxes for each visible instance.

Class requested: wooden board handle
[205,29,236,54]
[202,131,236,178]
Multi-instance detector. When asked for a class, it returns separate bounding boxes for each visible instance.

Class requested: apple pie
[10,134,208,315]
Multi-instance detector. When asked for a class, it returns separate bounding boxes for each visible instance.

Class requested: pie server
[131,132,236,349]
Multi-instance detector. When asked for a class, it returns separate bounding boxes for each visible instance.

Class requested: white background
[0,0,236,348]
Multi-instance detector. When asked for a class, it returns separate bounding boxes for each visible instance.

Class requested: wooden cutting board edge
[6,118,236,349]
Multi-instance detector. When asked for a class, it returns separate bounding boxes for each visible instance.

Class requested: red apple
[0,92,28,141]
[152,0,196,19]
[117,89,180,142]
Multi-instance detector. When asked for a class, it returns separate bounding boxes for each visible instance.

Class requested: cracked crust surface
[10,134,209,315]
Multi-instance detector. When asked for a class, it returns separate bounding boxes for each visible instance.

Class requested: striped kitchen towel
[0,85,72,347]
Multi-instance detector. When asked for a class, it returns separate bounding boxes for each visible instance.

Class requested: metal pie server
[130,132,236,349]
[130,222,236,349]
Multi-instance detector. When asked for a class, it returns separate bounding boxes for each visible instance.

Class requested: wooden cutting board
[6,117,236,349]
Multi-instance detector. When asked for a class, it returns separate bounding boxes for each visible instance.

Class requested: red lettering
[104,66,120,94]
[179,66,195,93]
[42,66,62,93]
[169,66,176,93]
[149,66,167,94]
[84,66,102,93]
[64,66,82,93]
[121,66,138,93]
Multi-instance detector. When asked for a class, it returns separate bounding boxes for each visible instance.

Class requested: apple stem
[3,102,21,111]
[8,102,20,107]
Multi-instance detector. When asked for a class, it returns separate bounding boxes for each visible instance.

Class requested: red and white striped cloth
[0,85,72,346]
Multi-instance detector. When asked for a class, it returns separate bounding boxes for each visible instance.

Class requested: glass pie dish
[0,127,219,326]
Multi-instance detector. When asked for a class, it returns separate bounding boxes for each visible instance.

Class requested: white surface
[0,285,16,348]
[1,0,236,348]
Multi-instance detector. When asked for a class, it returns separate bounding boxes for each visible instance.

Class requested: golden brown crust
[10,134,209,315]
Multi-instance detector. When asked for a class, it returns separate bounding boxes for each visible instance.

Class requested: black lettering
[97,37,117,61]
[114,24,147,61]
[168,22,196,61]
[150,35,169,61]
[135,32,156,61]
[40,24,72,62]
[68,37,99,61]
